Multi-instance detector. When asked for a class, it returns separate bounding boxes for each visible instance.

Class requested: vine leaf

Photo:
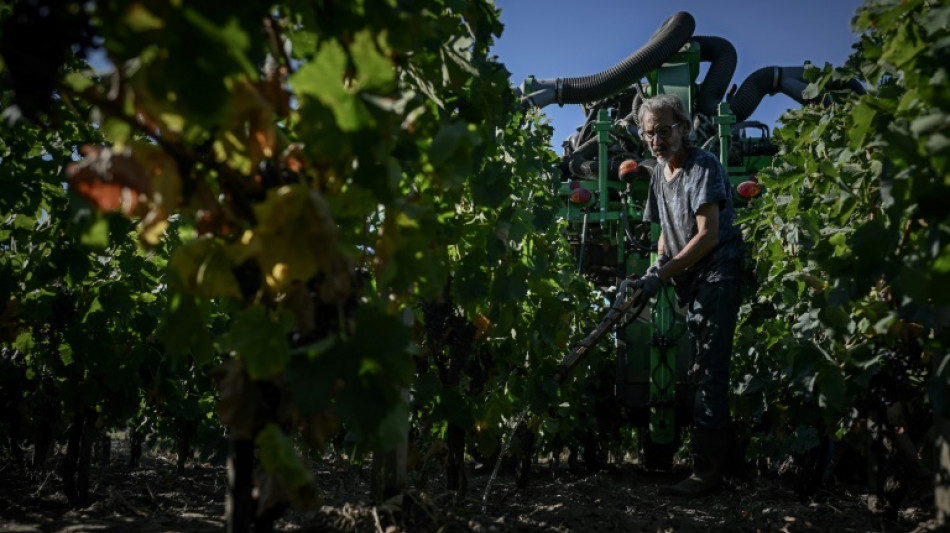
[350,30,395,92]
[817,364,847,412]
[881,21,927,68]
[256,423,315,488]
[848,101,877,150]
[213,80,279,174]
[292,41,368,131]
[164,288,215,365]
[67,142,182,245]
[243,185,349,296]
[168,238,242,300]
[256,423,319,510]
[67,146,149,216]
[212,358,264,440]
[218,306,294,380]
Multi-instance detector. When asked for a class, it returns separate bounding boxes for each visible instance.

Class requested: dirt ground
[0,452,944,533]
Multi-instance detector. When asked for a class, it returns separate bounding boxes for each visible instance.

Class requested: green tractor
[516,11,863,470]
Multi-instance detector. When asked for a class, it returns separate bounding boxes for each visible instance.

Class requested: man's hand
[635,270,664,299]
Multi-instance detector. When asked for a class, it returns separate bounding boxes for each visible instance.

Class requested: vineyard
[0,0,948,532]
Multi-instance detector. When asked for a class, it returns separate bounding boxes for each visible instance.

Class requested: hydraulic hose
[566,155,632,180]
[692,36,737,117]
[561,11,694,104]
[521,12,695,108]
[577,210,589,275]
[728,65,867,122]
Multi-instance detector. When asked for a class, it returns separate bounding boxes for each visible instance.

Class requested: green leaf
[377,399,409,450]
[80,217,110,249]
[816,365,847,411]
[220,306,294,380]
[926,134,950,155]
[787,425,820,454]
[935,243,950,274]
[289,29,318,58]
[13,331,34,354]
[181,7,256,77]
[429,123,471,167]
[848,101,877,150]
[59,343,74,366]
[124,3,165,32]
[928,352,950,418]
[292,41,369,131]
[285,356,334,414]
[881,19,927,68]
[247,185,344,293]
[101,118,132,146]
[164,290,214,364]
[910,113,946,136]
[411,371,443,408]
[82,296,104,323]
[432,388,475,428]
[169,238,242,300]
[351,30,395,92]
[63,71,95,93]
[256,423,314,489]
[922,6,950,37]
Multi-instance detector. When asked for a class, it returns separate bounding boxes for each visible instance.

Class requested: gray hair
[636,93,695,146]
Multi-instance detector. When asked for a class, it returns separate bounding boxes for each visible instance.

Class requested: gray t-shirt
[643,147,743,300]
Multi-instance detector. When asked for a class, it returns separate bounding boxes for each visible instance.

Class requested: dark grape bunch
[866,344,926,407]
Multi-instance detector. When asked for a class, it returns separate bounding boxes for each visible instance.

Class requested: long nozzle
[552,280,647,384]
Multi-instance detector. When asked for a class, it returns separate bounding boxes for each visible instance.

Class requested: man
[634,93,744,496]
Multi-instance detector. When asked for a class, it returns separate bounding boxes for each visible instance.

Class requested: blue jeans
[686,277,741,430]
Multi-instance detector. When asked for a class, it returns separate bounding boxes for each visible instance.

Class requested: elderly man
[634,93,745,496]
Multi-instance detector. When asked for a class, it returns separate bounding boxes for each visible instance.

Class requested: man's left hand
[635,271,664,299]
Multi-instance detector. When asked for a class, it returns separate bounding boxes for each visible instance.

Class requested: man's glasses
[638,122,682,141]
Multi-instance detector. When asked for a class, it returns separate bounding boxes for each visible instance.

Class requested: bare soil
[0,453,943,533]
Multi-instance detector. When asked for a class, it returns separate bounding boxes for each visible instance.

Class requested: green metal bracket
[715,102,736,167]
[595,108,611,223]
[648,222,677,445]
[645,42,699,113]
[648,340,677,444]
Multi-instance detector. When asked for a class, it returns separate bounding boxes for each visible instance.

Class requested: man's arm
[656,202,720,282]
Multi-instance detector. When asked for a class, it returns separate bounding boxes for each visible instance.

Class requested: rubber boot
[661,428,728,497]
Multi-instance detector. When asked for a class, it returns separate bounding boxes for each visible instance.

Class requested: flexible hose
[577,210,589,275]
[728,65,866,122]
[567,155,631,180]
[558,11,695,104]
[692,36,737,116]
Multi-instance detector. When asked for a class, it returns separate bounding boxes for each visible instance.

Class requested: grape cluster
[867,344,926,407]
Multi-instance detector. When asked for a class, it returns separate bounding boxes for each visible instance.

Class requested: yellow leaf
[169,237,243,300]
[124,3,165,32]
[247,185,348,294]
[266,262,289,290]
[140,217,168,246]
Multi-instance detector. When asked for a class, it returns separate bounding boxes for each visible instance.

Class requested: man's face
[641,108,686,163]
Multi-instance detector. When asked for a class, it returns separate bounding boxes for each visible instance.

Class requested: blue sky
[490,0,865,148]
